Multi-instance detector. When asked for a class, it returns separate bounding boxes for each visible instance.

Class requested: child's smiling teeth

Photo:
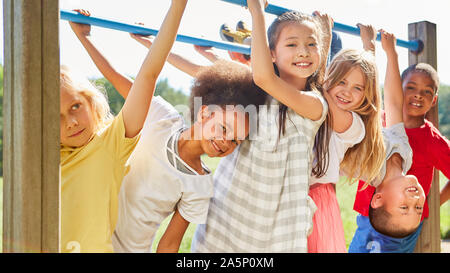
[411,102,422,107]
[337,96,350,103]
[295,62,311,68]
[406,186,418,192]
[211,140,223,153]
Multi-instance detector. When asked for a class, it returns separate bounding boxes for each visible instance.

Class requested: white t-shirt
[371,122,413,187]
[310,112,365,185]
[112,96,213,253]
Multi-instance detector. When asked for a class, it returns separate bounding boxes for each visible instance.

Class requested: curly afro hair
[189,60,268,123]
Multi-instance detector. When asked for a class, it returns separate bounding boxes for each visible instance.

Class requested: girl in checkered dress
[192,0,333,252]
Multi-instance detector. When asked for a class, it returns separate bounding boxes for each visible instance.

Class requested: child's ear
[270,49,276,63]
[431,94,438,107]
[370,192,384,209]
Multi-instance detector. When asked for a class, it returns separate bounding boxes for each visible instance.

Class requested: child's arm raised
[122,0,188,138]
[380,30,403,127]
[313,11,333,84]
[247,0,326,121]
[156,210,189,253]
[69,9,133,98]
[130,33,205,78]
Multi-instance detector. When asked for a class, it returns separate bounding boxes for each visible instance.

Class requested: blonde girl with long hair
[307,24,386,252]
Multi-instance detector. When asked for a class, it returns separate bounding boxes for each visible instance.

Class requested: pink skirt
[307,183,347,253]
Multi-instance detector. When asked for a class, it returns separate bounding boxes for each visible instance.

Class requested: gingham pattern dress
[192,93,328,253]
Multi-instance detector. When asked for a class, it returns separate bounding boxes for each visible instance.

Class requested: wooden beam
[2,0,60,253]
[408,21,441,253]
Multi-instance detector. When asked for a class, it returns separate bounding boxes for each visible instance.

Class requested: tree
[154,78,189,107]
[92,77,125,116]
[0,70,448,178]
[438,84,450,139]
[92,77,189,116]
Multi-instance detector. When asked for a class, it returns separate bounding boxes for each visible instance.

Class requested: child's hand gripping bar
[220,0,423,53]
[60,10,252,55]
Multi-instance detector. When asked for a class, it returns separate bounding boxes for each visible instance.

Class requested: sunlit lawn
[0,166,448,252]
[153,159,450,252]
[151,173,362,252]
[0,177,2,251]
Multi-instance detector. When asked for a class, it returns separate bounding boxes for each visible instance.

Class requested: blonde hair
[324,49,386,185]
[60,65,113,133]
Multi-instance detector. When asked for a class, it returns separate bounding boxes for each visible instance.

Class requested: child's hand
[194,44,221,63]
[313,11,334,37]
[130,33,154,49]
[129,22,154,49]
[380,30,397,57]
[194,45,213,55]
[69,9,92,37]
[247,0,268,12]
[357,23,377,52]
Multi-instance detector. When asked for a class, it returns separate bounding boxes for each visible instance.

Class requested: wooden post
[408,21,441,253]
[3,0,60,252]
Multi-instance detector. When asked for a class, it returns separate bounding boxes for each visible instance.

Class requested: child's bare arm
[315,12,355,133]
[248,0,324,121]
[156,210,189,253]
[130,33,204,77]
[122,0,188,138]
[380,30,403,127]
[313,11,333,84]
[69,9,133,98]
[441,179,450,206]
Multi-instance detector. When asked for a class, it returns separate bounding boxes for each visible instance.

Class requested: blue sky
[2,0,450,93]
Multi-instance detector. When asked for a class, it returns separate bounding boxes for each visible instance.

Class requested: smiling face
[372,174,425,233]
[60,87,96,147]
[196,105,249,158]
[402,71,437,118]
[271,21,321,85]
[327,66,366,111]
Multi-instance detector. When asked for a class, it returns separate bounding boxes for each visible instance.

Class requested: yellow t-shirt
[61,111,139,253]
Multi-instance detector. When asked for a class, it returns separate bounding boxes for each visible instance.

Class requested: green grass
[439,172,450,239]
[0,163,447,252]
[0,177,2,251]
[336,178,359,248]
[154,166,450,253]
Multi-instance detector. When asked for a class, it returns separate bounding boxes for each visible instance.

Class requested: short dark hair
[369,205,417,238]
[401,63,440,94]
[189,60,267,123]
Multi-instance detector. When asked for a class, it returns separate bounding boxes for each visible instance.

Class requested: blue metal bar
[60,10,251,55]
[221,0,422,53]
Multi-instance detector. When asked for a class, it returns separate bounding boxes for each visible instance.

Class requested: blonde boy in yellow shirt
[60,0,188,253]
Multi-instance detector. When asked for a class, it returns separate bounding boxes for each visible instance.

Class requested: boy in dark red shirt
[351,62,450,252]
